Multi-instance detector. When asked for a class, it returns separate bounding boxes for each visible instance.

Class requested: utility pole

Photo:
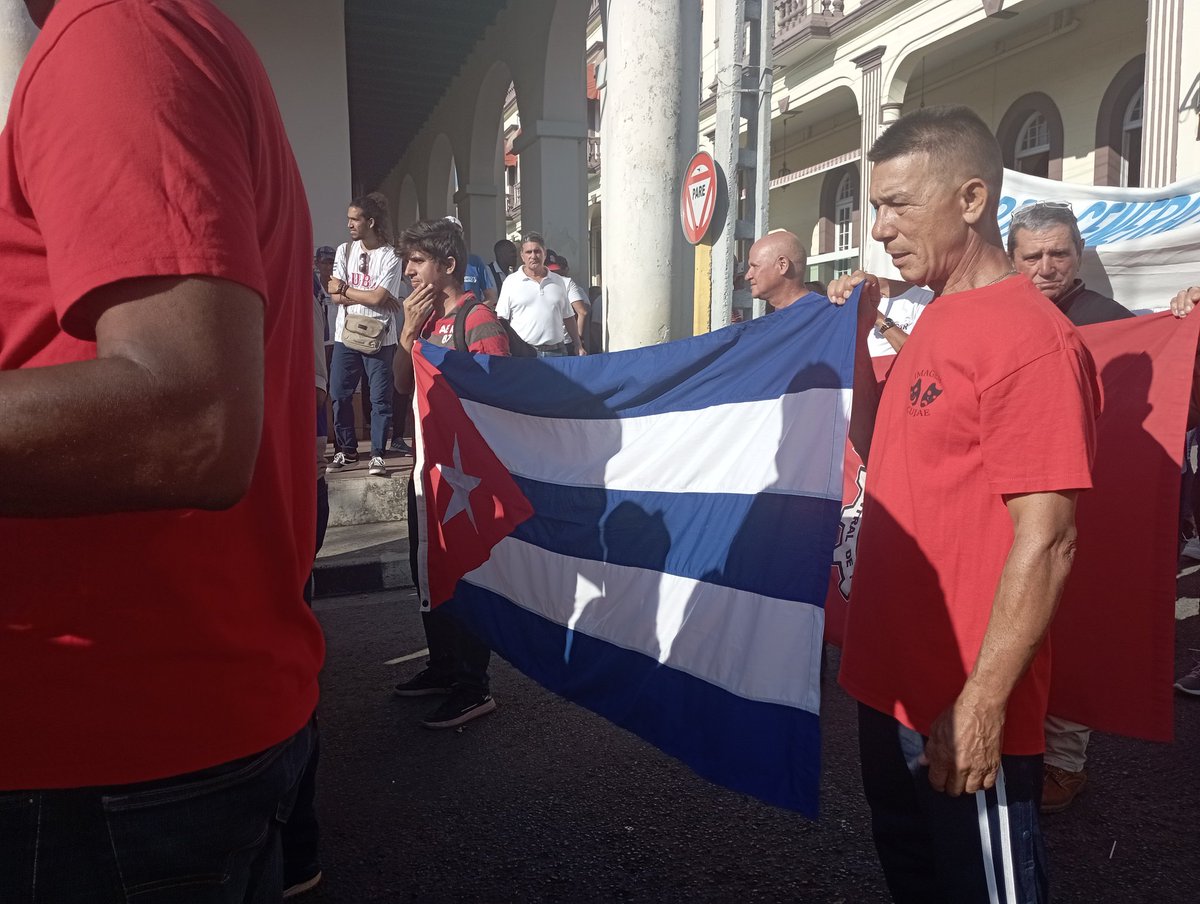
[601,0,702,349]
[711,0,773,329]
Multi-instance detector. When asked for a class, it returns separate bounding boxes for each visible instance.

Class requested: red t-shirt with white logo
[0,0,323,787]
[839,276,1098,754]
[421,294,511,356]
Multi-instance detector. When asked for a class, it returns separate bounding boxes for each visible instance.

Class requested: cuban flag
[411,293,858,816]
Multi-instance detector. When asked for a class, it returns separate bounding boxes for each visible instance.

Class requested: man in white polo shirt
[496,231,587,357]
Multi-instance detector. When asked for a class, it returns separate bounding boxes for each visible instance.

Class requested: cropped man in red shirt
[392,219,508,729]
[835,106,1098,904]
[0,0,322,898]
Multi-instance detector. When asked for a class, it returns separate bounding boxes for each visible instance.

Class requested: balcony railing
[587,135,601,173]
[774,0,847,47]
[506,182,521,219]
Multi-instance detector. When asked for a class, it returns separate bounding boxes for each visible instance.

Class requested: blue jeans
[287,477,327,884]
[330,341,394,457]
[0,723,314,903]
[858,703,1048,904]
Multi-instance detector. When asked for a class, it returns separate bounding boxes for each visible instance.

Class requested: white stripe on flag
[461,389,851,498]
[412,392,431,609]
[464,536,824,713]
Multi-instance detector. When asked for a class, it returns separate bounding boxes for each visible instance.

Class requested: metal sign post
[711,0,774,328]
[681,151,720,335]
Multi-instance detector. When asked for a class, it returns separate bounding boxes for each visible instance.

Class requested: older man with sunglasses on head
[1008,202,1133,327]
[1004,202,1133,816]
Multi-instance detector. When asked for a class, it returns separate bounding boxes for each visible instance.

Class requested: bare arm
[0,276,265,516]
[924,489,1079,796]
[393,285,439,393]
[878,319,909,353]
[830,270,914,354]
[484,287,498,307]
[571,300,589,354]
[564,313,587,356]
[328,278,397,312]
[828,274,884,462]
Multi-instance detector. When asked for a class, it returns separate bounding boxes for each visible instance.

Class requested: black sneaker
[421,688,497,729]
[390,438,414,456]
[392,667,453,697]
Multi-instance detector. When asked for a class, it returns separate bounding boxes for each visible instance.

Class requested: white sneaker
[368,456,387,477]
[325,451,351,473]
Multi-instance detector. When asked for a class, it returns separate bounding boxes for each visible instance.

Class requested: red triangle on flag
[413,345,534,607]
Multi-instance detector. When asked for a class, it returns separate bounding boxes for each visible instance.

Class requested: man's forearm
[848,324,881,463]
[0,357,260,516]
[393,337,416,387]
[564,317,583,349]
[335,284,395,310]
[964,518,1076,707]
[879,323,908,353]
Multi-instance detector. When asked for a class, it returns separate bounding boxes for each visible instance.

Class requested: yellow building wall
[901,0,1157,185]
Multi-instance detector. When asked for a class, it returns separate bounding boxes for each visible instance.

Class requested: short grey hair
[520,231,546,248]
[1007,203,1083,255]
[869,105,1004,206]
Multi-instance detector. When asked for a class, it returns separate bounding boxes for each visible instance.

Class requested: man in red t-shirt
[834,106,1098,904]
[0,0,322,897]
[392,219,508,729]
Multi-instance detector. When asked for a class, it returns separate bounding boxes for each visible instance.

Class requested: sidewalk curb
[314,551,410,598]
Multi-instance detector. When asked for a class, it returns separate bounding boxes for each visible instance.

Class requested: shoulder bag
[338,242,390,355]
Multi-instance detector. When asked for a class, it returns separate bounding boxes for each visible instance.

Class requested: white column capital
[850,45,885,72]
[453,184,501,202]
[512,120,588,153]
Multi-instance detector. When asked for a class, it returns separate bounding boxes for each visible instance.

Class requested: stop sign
[680,151,717,245]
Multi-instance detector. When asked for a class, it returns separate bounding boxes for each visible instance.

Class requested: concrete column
[1142,0,1184,187]
[852,46,885,258]
[453,183,503,260]
[0,2,36,123]
[214,0,352,247]
[601,0,700,350]
[711,0,750,330]
[513,121,588,269]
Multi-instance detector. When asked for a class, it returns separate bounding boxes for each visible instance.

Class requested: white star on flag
[436,436,481,528]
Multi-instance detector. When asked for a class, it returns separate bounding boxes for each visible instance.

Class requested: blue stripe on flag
[509,477,838,605]
[445,582,822,816]
[421,293,857,418]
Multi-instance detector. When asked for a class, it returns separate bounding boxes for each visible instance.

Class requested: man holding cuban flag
[392,218,515,731]
[408,227,856,818]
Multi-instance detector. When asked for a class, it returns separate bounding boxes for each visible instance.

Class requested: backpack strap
[452,294,482,353]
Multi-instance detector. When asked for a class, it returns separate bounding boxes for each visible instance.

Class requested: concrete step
[314,520,410,598]
[324,443,412,527]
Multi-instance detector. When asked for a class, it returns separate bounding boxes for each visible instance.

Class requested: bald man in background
[744,230,820,311]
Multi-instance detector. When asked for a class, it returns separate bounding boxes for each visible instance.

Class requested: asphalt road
[304,566,1200,903]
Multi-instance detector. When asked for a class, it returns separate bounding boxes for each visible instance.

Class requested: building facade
[756,0,1197,289]
[502,0,1197,307]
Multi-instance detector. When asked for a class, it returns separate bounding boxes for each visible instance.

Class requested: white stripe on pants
[975,769,1019,904]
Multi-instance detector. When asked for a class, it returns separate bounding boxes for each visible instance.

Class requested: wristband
[879,317,899,335]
